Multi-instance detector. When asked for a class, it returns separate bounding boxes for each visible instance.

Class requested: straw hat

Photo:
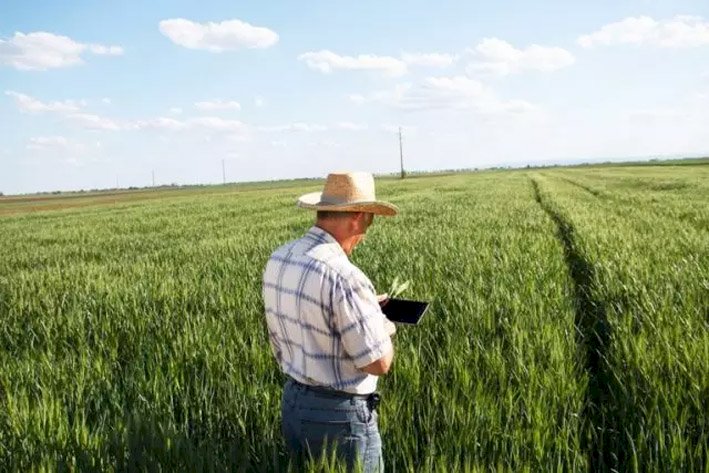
[297,172,398,216]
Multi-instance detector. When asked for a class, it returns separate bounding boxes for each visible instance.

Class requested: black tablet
[380,298,430,325]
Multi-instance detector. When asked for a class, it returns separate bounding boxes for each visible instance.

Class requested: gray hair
[316,210,357,221]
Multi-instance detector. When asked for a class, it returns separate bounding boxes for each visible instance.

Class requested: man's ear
[351,212,366,230]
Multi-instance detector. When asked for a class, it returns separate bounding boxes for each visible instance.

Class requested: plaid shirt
[263,226,392,394]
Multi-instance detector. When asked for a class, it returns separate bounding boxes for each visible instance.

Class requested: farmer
[263,171,398,472]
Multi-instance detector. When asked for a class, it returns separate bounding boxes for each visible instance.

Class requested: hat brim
[297,192,398,216]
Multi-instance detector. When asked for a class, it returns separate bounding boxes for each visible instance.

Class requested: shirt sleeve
[332,274,393,369]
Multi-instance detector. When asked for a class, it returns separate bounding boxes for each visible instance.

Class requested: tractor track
[530,177,626,472]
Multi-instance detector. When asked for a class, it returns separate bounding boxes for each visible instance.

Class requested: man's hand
[377,293,396,336]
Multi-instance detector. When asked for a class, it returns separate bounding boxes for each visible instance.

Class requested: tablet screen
[380,298,429,325]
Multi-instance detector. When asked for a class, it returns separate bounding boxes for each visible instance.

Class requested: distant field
[0,179,321,216]
[0,163,707,471]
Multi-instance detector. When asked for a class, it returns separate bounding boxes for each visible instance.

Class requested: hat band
[318,193,376,205]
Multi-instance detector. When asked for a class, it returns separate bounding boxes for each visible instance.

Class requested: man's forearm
[360,344,394,376]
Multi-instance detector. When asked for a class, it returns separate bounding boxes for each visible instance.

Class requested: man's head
[316,210,374,255]
[296,171,397,254]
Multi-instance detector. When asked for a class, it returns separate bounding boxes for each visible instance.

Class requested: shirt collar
[306,225,346,255]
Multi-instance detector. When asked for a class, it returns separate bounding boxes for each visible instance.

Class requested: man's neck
[315,222,355,256]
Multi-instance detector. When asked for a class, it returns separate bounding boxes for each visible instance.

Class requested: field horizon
[1,156,707,216]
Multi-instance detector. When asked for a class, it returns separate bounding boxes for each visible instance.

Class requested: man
[262,171,398,472]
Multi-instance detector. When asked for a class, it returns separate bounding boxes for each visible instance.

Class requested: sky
[1,0,709,194]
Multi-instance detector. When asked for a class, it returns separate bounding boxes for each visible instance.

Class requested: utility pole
[222,159,226,184]
[399,126,405,179]
[152,170,155,187]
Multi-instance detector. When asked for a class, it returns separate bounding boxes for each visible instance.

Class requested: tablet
[380,298,430,325]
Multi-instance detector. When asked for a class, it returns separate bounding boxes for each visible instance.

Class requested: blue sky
[2,0,708,194]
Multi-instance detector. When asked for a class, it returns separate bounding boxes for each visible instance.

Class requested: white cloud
[259,121,368,133]
[260,122,329,133]
[133,117,187,131]
[101,97,112,105]
[25,136,101,161]
[26,136,71,150]
[189,116,248,133]
[254,95,265,107]
[468,38,575,76]
[135,116,250,135]
[401,52,456,68]
[194,99,242,111]
[0,31,123,70]
[159,18,278,51]
[133,116,251,136]
[87,44,123,55]
[6,91,126,131]
[66,113,122,131]
[6,89,256,137]
[298,50,408,76]
[579,15,709,48]
[26,138,104,167]
[299,50,457,75]
[626,108,683,124]
[335,122,368,131]
[351,75,537,114]
[348,94,367,105]
[5,90,84,113]
[348,85,406,106]
[6,90,126,131]
[307,139,341,149]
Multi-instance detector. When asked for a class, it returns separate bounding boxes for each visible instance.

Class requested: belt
[288,377,381,411]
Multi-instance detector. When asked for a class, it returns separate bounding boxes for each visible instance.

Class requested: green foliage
[387,276,411,299]
[0,164,706,472]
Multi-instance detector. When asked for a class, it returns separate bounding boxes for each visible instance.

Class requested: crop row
[532,167,708,472]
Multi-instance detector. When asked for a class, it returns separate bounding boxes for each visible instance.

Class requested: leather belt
[288,377,381,411]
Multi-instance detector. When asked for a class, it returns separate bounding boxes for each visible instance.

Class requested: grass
[0,163,706,472]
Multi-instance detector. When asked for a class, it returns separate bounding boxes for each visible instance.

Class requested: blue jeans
[281,378,383,472]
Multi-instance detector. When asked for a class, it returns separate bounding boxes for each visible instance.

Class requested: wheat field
[0,162,707,472]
